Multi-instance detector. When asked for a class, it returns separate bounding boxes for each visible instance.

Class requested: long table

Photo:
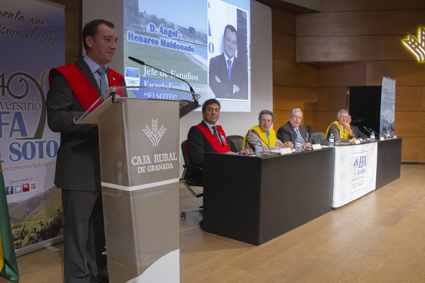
[376,138,402,189]
[201,138,402,246]
[202,149,335,246]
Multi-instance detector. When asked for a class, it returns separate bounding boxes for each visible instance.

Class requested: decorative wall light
[403,27,425,61]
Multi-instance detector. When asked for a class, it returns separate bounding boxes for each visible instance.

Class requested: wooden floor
[4,164,425,283]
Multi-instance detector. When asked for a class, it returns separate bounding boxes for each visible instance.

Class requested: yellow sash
[325,121,350,139]
[243,126,277,148]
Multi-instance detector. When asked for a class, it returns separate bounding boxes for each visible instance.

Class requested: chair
[180,140,203,219]
[310,130,326,144]
[227,135,244,152]
[304,126,313,133]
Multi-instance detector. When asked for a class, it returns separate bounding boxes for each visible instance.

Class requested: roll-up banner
[380,77,396,134]
[0,0,64,255]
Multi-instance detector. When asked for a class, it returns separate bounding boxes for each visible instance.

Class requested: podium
[76,87,197,282]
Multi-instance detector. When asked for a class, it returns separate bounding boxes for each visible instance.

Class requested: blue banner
[0,0,64,250]
[380,77,396,134]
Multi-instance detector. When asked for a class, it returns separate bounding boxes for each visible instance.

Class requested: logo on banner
[143,119,167,146]
[351,153,367,193]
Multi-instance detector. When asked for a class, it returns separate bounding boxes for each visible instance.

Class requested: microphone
[369,128,378,134]
[363,126,371,134]
[128,56,198,103]
[252,130,272,154]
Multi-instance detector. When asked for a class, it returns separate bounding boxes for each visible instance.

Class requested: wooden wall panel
[273,86,317,110]
[395,87,422,112]
[273,110,291,130]
[273,58,318,87]
[420,138,425,162]
[326,87,348,112]
[272,9,296,35]
[273,86,317,129]
[420,113,425,137]
[297,36,414,62]
[423,87,425,111]
[303,110,314,128]
[297,10,425,37]
[327,111,337,128]
[314,111,331,131]
[273,32,295,61]
[322,0,425,12]
[366,61,425,86]
[401,137,419,162]
[65,56,80,65]
[317,89,329,111]
[65,9,82,59]
[394,112,421,137]
[317,62,367,87]
[48,0,82,60]
[64,0,82,12]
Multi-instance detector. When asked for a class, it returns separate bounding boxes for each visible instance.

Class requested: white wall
[83,0,273,173]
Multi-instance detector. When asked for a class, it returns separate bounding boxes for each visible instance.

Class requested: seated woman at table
[244,110,293,154]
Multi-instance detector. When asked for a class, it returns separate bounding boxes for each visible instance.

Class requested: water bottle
[329,133,334,147]
[385,129,391,140]
[295,137,303,152]
[370,131,375,142]
[255,139,263,157]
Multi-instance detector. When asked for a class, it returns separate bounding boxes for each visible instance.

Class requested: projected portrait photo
[208,1,250,101]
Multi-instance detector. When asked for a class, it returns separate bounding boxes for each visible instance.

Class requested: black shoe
[97,266,109,283]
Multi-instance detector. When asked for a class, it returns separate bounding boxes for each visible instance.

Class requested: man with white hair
[276,108,312,149]
[324,109,357,143]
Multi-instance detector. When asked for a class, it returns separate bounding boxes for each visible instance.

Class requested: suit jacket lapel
[75,58,101,96]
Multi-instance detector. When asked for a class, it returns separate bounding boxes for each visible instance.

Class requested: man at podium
[187,99,249,167]
[46,19,124,283]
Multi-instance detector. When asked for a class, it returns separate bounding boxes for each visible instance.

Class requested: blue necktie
[96,67,108,96]
[295,128,304,142]
[212,126,222,144]
[227,59,232,82]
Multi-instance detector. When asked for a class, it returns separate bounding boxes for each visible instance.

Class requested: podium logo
[403,27,425,61]
[143,119,167,146]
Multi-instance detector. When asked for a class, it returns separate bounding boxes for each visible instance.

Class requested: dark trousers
[62,190,106,283]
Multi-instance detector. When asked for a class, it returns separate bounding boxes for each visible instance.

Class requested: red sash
[49,64,124,111]
[193,124,230,153]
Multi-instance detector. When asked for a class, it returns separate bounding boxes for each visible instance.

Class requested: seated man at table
[348,115,368,139]
[244,110,293,154]
[325,109,357,143]
[187,99,249,167]
[276,108,312,149]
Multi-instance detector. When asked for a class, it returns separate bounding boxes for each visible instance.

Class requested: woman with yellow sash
[244,110,293,154]
[324,109,357,143]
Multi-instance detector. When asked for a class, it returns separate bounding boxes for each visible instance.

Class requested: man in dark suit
[277,108,312,149]
[348,115,368,139]
[209,25,248,100]
[187,99,249,167]
[46,19,124,283]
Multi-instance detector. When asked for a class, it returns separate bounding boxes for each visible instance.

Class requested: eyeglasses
[291,116,303,120]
